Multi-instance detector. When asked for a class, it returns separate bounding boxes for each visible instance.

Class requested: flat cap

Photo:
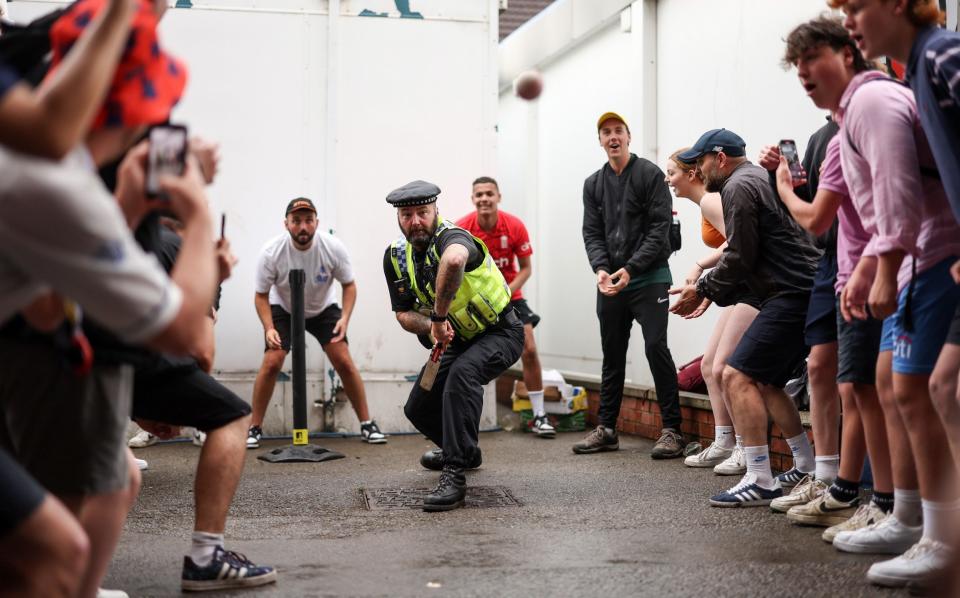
[385,180,441,208]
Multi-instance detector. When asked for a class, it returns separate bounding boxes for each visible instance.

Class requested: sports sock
[922,498,960,544]
[814,454,839,485]
[734,434,743,448]
[893,488,923,527]
[715,426,734,449]
[190,531,224,568]
[744,445,774,488]
[871,491,894,513]
[528,390,545,417]
[828,476,860,504]
[786,432,815,473]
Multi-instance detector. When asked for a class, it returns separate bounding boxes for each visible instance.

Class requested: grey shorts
[836,297,883,385]
[0,340,132,496]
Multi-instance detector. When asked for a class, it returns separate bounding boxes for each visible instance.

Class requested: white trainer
[684,442,733,468]
[770,475,826,513]
[822,502,887,544]
[833,515,922,555]
[128,430,157,448]
[97,589,129,598]
[192,429,207,447]
[713,444,746,476]
[135,458,149,471]
[867,538,953,588]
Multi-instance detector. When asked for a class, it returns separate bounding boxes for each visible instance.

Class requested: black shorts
[270,304,345,351]
[133,366,251,432]
[727,293,811,388]
[509,299,540,328]
[804,254,839,347]
[836,297,883,385]
[0,448,45,536]
[949,303,960,346]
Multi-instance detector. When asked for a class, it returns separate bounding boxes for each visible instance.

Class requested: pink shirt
[837,70,960,292]
[817,136,867,294]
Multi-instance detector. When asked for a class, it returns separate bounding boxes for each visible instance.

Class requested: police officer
[383,180,524,512]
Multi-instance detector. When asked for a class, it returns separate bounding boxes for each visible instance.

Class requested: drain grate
[360,486,521,510]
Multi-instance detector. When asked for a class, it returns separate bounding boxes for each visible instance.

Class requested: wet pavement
[110,411,909,597]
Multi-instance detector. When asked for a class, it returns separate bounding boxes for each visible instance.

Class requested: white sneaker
[867,538,953,588]
[713,444,746,475]
[128,430,157,448]
[833,515,922,555]
[684,442,733,468]
[192,429,207,447]
[770,475,826,513]
[135,458,149,471]
[822,502,887,544]
[97,589,129,598]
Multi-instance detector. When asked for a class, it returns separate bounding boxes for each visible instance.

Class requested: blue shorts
[805,253,838,347]
[879,257,960,375]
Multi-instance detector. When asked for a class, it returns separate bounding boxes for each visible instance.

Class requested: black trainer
[423,465,466,512]
[419,448,482,471]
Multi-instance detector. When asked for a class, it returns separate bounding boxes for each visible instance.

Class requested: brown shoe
[651,428,684,459]
[572,426,619,454]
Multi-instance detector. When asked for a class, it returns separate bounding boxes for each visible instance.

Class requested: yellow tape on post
[293,429,308,445]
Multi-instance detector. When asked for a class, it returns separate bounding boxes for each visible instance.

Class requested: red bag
[677,355,707,393]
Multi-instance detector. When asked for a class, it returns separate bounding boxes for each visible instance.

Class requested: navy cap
[386,180,441,208]
[676,129,747,163]
[285,197,317,215]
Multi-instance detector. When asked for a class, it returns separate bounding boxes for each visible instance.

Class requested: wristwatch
[429,311,447,322]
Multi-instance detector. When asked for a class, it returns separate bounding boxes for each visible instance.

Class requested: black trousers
[404,317,524,468]
[133,365,251,432]
[596,282,681,431]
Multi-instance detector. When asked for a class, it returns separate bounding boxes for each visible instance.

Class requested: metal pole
[289,269,308,445]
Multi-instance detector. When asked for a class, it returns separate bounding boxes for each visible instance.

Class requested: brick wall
[498,373,813,473]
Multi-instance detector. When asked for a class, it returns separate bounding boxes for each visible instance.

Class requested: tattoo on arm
[396,311,432,335]
[432,244,468,315]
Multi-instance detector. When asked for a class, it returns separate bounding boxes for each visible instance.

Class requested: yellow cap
[597,111,629,131]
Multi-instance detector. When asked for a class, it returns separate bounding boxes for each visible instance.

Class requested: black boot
[423,465,466,512]
[419,448,482,471]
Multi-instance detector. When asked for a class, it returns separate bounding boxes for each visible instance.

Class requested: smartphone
[778,139,804,180]
[146,124,188,198]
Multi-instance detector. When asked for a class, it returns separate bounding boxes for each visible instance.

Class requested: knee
[721,365,748,395]
[403,398,420,423]
[807,353,835,386]
[262,351,286,375]
[701,358,715,386]
[929,373,960,418]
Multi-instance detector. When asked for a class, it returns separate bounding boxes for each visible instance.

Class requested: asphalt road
[108,413,909,597]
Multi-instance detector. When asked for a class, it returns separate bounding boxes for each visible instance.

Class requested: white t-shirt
[0,146,182,343]
[254,231,354,317]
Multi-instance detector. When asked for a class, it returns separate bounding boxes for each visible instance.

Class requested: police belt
[489,307,521,330]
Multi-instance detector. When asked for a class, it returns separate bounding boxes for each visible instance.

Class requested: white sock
[528,390,545,417]
[735,434,743,449]
[190,531,224,567]
[894,488,923,527]
[814,454,840,485]
[715,426,734,449]
[744,445,774,488]
[786,432,815,473]
[922,498,960,544]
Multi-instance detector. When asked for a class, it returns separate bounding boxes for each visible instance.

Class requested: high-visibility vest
[389,218,511,341]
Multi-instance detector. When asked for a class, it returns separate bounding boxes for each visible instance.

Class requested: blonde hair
[669,148,702,180]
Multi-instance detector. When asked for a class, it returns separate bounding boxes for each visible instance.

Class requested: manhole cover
[360,486,521,510]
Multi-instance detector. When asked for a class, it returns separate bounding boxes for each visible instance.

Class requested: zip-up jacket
[697,161,820,305]
[582,154,672,277]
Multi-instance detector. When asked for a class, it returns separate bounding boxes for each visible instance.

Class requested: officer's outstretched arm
[396,310,431,335]
[432,244,469,318]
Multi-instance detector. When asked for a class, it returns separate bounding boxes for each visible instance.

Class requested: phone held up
[146,124,188,199]
[778,138,804,181]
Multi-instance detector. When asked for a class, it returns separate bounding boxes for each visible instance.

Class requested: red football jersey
[456,210,533,301]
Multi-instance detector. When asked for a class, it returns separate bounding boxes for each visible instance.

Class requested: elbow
[808,218,832,238]
[32,128,74,161]
[446,253,467,270]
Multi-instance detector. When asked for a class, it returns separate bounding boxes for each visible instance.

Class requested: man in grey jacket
[574,111,682,459]
[671,128,820,508]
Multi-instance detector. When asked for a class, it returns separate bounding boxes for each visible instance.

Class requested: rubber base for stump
[257,444,345,463]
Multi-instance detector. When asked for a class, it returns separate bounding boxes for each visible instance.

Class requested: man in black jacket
[574,111,682,459]
[671,128,821,508]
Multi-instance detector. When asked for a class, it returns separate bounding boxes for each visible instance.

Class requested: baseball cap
[285,197,317,216]
[676,129,746,163]
[48,0,187,129]
[596,111,629,132]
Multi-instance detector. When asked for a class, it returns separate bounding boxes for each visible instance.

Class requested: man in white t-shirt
[248,198,385,447]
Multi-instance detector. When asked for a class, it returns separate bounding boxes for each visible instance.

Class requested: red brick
[699,422,715,439]
[681,421,697,435]
[770,438,790,456]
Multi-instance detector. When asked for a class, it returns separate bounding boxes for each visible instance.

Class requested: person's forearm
[396,311,431,335]
[27,0,134,158]
[432,245,468,316]
[877,250,906,284]
[777,184,819,233]
[255,293,274,332]
[510,265,531,295]
[340,282,357,321]
[169,213,216,328]
[697,245,726,270]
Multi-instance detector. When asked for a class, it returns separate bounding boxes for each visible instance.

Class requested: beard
[289,229,315,247]
[703,167,727,193]
[401,217,438,252]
